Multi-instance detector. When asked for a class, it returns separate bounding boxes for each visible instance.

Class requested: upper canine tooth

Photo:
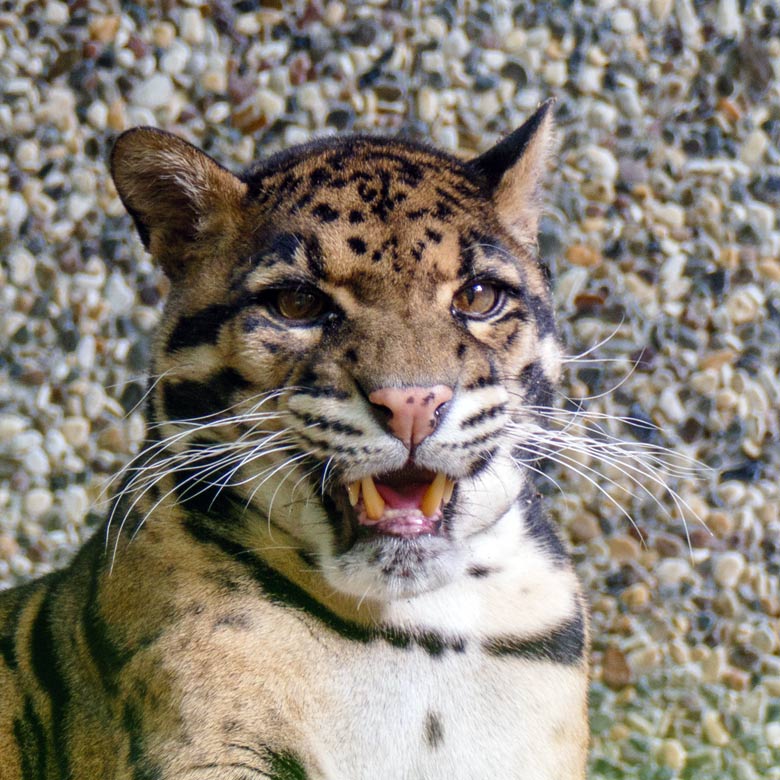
[443,477,455,504]
[421,472,447,518]
[361,476,385,521]
[347,481,361,507]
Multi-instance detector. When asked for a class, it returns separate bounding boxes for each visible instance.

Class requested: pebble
[132,73,175,109]
[713,551,746,589]
[602,645,632,689]
[61,417,90,448]
[656,558,691,587]
[566,244,602,268]
[703,711,731,746]
[658,739,687,771]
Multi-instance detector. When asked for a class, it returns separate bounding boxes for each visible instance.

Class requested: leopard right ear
[467,100,556,249]
[110,127,247,280]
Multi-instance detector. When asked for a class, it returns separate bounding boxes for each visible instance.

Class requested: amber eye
[452,282,503,318]
[274,288,328,322]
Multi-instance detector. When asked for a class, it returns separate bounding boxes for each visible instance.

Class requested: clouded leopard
[0,101,589,779]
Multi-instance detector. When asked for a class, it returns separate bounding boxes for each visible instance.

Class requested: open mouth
[344,465,456,538]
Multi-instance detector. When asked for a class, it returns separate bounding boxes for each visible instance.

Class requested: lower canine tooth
[361,476,385,521]
[347,481,360,507]
[443,477,455,504]
[421,472,447,518]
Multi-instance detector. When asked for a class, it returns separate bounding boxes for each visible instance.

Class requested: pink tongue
[375,482,428,510]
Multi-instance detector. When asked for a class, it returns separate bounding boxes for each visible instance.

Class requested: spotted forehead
[242,137,510,282]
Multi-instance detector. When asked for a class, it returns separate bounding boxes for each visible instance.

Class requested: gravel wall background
[1,1,780,777]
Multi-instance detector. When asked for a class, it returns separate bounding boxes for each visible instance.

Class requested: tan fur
[0,106,589,779]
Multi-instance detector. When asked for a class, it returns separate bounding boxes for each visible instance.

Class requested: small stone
[9,247,35,286]
[180,8,206,44]
[418,87,439,124]
[566,244,601,268]
[107,99,128,131]
[569,512,600,543]
[443,29,470,59]
[62,486,89,524]
[0,415,27,442]
[88,15,120,43]
[621,583,651,611]
[741,130,768,166]
[767,722,780,749]
[160,41,190,75]
[713,551,746,588]
[723,668,750,690]
[132,74,175,110]
[612,8,636,34]
[23,447,50,476]
[658,739,687,771]
[61,417,90,448]
[45,1,70,24]
[726,286,764,324]
[24,488,53,519]
[0,534,20,561]
[703,711,730,746]
[656,558,691,587]
[152,22,176,48]
[608,535,640,562]
[602,645,632,689]
[106,271,136,316]
[650,0,673,19]
[542,61,567,88]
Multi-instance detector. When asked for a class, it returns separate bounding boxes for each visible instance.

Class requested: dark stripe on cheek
[518,361,554,409]
[162,368,250,422]
[521,490,569,566]
[526,293,556,338]
[484,610,586,665]
[167,304,236,352]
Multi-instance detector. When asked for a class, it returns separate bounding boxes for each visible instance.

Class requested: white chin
[326,535,463,601]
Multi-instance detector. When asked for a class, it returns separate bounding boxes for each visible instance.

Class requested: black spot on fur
[456,343,467,359]
[269,233,302,264]
[162,369,250,422]
[312,203,339,222]
[344,348,358,363]
[213,612,251,630]
[468,565,497,578]
[309,167,331,187]
[424,712,445,749]
[347,237,367,255]
[305,234,325,279]
[425,228,443,243]
[348,210,365,223]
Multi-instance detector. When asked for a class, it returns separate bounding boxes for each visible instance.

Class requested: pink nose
[368,385,453,448]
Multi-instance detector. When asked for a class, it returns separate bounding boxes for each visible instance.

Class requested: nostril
[368,385,453,448]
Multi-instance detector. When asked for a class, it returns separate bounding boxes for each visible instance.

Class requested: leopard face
[111,104,560,601]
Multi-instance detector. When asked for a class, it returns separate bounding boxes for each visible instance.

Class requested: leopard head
[111,103,560,601]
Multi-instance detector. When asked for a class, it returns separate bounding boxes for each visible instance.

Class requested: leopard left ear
[468,99,556,247]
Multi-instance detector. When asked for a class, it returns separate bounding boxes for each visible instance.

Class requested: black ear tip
[468,99,557,192]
